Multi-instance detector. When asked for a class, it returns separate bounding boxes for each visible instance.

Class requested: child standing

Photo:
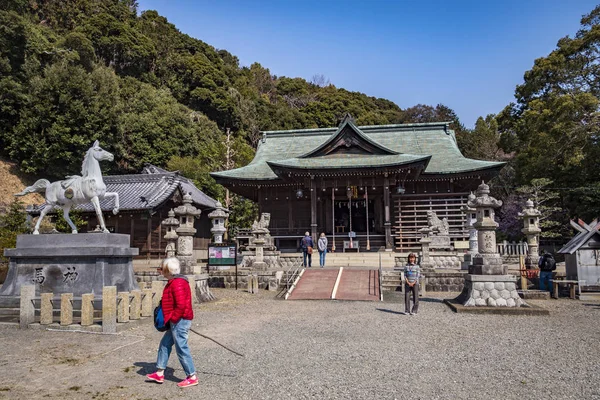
[404,253,420,315]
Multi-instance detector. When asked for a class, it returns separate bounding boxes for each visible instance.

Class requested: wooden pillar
[146,215,152,260]
[158,211,162,255]
[331,187,336,252]
[384,175,393,250]
[258,187,263,215]
[288,188,293,233]
[130,216,135,247]
[310,178,317,241]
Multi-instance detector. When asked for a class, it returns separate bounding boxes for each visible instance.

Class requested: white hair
[162,257,180,275]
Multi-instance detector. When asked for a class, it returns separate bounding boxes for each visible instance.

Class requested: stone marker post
[117,292,130,323]
[60,293,74,326]
[141,288,153,317]
[40,293,53,325]
[130,290,141,320]
[81,293,95,326]
[151,280,165,307]
[102,286,117,333]
[19,285,35,329]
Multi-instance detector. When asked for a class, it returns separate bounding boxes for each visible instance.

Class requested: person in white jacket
[317,233,328,268]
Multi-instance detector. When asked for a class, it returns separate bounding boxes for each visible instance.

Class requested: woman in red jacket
[146,257,198,388]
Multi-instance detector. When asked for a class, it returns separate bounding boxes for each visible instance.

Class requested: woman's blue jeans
[319,250,327,267]
[156,318,196,377]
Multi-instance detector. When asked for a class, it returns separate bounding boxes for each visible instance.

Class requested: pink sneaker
[177,376,199,388]
[145,372,164,384]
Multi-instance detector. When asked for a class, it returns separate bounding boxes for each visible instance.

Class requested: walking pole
[190,328,245,357]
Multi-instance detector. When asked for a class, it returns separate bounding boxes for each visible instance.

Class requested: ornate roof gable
[299,115,397,158]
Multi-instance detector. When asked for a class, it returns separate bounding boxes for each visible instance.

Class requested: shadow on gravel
[376,308,406,315]
[419,297,446,303]
[582,303,600,309]
[134,362,179,383]
[196,370,238,378]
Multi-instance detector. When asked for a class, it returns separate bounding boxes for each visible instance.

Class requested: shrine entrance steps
[305,251,397,268]
[287,268,380,301]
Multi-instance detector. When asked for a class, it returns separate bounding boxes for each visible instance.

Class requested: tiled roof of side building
[211,122,505,181]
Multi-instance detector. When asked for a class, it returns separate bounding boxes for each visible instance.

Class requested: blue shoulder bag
[153,300,170,332]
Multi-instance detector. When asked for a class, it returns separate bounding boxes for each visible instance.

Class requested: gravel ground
[0,289,599,400]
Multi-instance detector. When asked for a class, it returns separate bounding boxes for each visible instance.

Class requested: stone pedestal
[1,233,139,300]
[419,237,433,269]
[456,275,525,307]
[252,240,267,269]
[469,253,507,275]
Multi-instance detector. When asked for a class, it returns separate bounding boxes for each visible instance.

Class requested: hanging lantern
[296,188,303,198]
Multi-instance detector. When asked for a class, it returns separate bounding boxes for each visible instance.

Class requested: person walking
[317,232,328,268]
[404,253,420,315]
[146,257,198,388]
[301,231,314,268]
[538,251,556,293]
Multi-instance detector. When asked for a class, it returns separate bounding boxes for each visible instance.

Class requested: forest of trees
[1,0,599,243]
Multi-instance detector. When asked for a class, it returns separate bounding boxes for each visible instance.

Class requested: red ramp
[335,269,380,301]
[287,269,338,300]
[287,269,380,301]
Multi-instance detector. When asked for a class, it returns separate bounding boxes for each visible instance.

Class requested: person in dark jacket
[538,252,556,292]
[146,257,198,388]
[301,231,314,267]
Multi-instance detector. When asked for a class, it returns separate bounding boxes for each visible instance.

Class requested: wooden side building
[211,117,505,252]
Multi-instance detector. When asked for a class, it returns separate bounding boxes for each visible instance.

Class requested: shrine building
[211,116,505,252]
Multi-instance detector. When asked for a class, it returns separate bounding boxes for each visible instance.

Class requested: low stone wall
[424,271,466,292]
[208,270,282,290]
[395,253,463,269]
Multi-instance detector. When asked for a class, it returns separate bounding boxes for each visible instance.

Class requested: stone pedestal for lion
[239,213,282,270]
[0,233,139,307]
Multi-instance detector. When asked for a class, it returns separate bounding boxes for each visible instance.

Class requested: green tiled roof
[269,153,430,170]
[211,122,504,181]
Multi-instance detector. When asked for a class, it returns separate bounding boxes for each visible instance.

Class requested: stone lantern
[460,196,478,269]
[208,201,229,244]
[462,194,478,254]
[162,209,179,258]
[456,181,525,307]
[519,199,541,269]
[468,182,503,274]
[174,193,202,274]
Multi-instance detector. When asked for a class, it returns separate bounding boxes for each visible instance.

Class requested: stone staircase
[381,270,403,292]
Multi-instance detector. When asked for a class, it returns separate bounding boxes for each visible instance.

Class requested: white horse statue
[15,140,119,234]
